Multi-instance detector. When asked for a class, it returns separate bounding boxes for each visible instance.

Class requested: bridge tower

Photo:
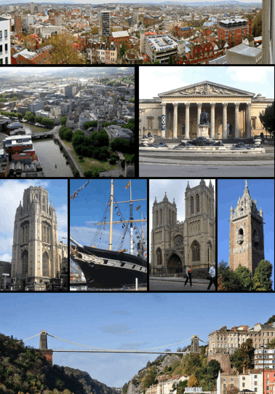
[190,335,200,353]
[39,330,53,366]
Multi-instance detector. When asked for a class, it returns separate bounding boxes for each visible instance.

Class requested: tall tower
[11,186,59,290]
[100,10,111,37]
[184,179,215,273]
[229,180,264,275]
[151,193,177,274]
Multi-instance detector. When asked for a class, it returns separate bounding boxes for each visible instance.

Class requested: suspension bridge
[23,331,208,362]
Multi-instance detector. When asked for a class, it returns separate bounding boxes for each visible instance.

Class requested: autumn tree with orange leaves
[49,31,86,64]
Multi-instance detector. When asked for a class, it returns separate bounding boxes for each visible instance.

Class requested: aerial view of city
[0,0,273,64]
[0,67,135,178]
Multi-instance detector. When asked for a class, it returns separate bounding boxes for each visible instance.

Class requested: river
[23,123,73,177]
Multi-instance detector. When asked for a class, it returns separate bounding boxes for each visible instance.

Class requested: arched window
[192,241,200,262]
[22,250,28,276]
[42,223,51,243]
[156,210,158,226]
[196,194,200,212]
[190,196,194,214]
[156,248,162,265]
[160,209,162,225]
[21,222,29,244]
[43,251,49,277]
[42,196,46,212]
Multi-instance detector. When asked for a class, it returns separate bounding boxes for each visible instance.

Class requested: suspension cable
[23,333,40,341]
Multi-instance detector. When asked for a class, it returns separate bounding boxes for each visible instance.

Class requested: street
[149,278,216,292]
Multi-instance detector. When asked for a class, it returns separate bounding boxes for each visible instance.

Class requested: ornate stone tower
[184,179,215,273]
[151,180,216,277]
[229,180,264,275]
[11,186,59,290]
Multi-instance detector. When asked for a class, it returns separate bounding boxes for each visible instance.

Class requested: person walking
[207,263,216,290]
[184,265,192,287]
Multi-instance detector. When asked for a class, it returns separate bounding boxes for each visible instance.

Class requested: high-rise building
[229,180,264,275]
[0,17,11,65]
[30,2,35,14]
[100,10,111,37]
[64,85,73,98]
[11,186,67,290]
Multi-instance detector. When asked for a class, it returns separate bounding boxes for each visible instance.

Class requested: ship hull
[71,245,147,289]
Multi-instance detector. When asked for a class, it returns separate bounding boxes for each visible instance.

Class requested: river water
[22,123,73,177]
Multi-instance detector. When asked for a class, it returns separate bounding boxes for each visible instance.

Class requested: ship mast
[109,179,114,251]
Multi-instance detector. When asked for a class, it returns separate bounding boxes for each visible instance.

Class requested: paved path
[55,134,84,177]
[149,277,216,291]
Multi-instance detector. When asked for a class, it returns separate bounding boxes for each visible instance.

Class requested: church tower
[11,186,59,290]
[184,179,215,273]
[229,180,264,275]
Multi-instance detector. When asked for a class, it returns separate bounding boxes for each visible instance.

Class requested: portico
[139,81,270,140]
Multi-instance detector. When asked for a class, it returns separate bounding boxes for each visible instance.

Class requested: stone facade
[11,186,67,290]
[207,353,232,375]
[229,180,264,275]
[151,180,215,278]
[208,322,275,355]
[139,81,274,139]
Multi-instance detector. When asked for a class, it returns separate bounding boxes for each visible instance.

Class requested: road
[149,278,216,291]
[139,161,274,177]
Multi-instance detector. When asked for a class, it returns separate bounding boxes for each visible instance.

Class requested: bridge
[23,331,208,365]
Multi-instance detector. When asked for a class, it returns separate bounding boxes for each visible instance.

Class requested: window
[190,196,194,213]
[156,248,162,265]
[43,251,49,277]
[0,45,2,54]
[22,250,28,276]
[5,57,8,64]
[5,43,7,51]
[0,31,2,40]
[192,241,200,262]
[42,196,46,212]
[196,194,200,212]
[4,30,7,39]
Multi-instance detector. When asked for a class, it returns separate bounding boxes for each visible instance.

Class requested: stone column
[185,103,190,140]
[210,103,215,139]
[197,103,202,136]
[235,103,240,139]
[173,103,178,139]
[161,103,166,138]
[246,103,251,138]
[222,102,228,139]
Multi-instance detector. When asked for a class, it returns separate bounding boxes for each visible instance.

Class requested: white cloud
[225,66,273,85]
[0,253,12,262]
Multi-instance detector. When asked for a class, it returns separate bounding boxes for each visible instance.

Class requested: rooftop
[228,43,262,58]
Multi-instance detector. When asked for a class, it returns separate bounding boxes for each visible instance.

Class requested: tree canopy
[259,102,274,137]
[50,32,86,64]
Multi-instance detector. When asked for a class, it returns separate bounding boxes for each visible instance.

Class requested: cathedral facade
[229,180,264,275]
[11,186,67,290]
[151,180,216,277]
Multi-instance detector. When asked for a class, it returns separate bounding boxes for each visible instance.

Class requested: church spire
[163,192,168,202]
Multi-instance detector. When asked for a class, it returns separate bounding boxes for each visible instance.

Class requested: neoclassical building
[151,180,216,277]
[11,186,67,290]
[139,81,273,139]
[229,180,264,276]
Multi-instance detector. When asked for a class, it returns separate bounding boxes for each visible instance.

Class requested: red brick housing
[218,19,252,45]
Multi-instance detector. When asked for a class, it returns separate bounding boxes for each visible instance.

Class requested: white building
[30,100,44,113]
[0,17,11,65]
[144,34,178,63]
[255,348,275,370]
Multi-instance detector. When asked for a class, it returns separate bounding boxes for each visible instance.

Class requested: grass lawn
[124,153,135,163]
[62,141,119,172]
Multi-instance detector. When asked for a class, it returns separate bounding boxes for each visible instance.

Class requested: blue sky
[0,293,273,387]
[70,179,147,253]
[140,67,274,100]
[218,179,274,287]
[0,179,68,263]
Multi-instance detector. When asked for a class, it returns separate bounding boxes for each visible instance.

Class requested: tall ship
[70,180,147,289]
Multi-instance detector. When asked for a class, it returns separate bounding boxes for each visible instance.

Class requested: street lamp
[260,344,265,394]
[207,240,211,272]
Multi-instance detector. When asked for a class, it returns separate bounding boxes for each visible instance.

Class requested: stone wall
[207,353,232,374]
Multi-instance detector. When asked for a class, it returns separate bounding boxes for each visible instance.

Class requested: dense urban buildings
[0,1,271,64]
[0,17,11,64]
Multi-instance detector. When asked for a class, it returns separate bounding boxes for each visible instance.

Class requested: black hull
[71,245,147,289]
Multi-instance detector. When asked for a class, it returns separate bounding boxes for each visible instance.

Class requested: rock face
[60,366,118,394]
[127,354,181,394]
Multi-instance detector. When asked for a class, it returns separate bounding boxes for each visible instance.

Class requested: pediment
[159,81,255,98]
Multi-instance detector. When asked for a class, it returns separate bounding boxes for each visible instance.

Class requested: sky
[149,179,215,263]
[218,179,274,287]
[70,179,147,253]
[0,179,68,263]
[0,293,273,387]
[140,66,274,100]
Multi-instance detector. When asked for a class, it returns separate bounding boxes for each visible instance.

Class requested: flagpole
[109,179,114,251]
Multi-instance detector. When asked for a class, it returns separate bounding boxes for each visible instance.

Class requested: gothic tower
[229,180,264,275]
[184,179,215,272]
[11,186,59,290]
[151,180,215,277]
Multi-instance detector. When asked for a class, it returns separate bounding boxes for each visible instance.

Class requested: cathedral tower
[229,180,264,275]
[11,186,59,290]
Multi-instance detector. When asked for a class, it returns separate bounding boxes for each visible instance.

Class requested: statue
[200,109,209,125]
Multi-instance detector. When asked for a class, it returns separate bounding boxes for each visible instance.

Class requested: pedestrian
[184,265,192,287]
[207,263,216,290]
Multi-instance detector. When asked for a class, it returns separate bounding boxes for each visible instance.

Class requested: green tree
[24,111,35,122]
[168,54,173,64]
[141,369,157,389]
[252,260,273,291]
[83,169,100,178]
[206,359,220,379]
[265,315,275,324]
[188,375,198,387]
[50,31,86,64]
[63,129,73,142]
[41,117,54,127]
[218,260,243,291]
[111,138,130,153]
[234,266,253,291]
[120,41,126,57]
[153,60,160,64]
[259,103,274,138]
[231,339,254,373]
[252,10,262,37]
[83,121,98,130]
[59,116,67,126]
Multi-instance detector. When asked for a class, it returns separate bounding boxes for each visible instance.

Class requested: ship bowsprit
[71,244,147,289]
